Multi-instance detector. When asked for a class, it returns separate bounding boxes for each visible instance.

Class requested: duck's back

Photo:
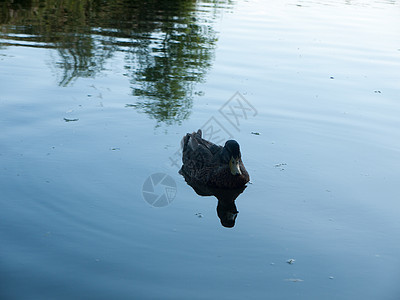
[180,130,221,183]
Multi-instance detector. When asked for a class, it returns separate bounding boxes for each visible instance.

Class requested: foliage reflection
[0,0,234,124]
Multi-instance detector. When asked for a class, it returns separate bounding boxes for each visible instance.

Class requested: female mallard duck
[179,129,250,189]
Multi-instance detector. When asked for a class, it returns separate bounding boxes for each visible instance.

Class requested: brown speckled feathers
[179,130,249,189]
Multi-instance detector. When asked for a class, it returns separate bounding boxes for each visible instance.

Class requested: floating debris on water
[251,132,260,135]
[63,118,79,122]
[195,91,205,96]
[285,278,303,282]
[374,90,382,93]
[286,258,295,264]
[110,148,120,151]
[274,163,287,168]
[195,213,203,218]
[274,163,287,171]
[125,104,136,108]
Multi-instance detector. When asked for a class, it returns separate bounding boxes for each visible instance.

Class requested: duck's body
[179,129,249,189]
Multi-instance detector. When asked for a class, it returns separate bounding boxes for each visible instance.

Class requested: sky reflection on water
[1,0,400,299]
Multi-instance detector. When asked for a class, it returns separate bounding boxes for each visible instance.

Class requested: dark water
[1,0,400,299]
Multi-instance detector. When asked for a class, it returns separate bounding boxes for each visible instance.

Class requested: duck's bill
[227,212,238,222]
[221,212,238,228]
[229,157,242,175]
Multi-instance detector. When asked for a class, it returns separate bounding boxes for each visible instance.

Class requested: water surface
[1,0,400,299]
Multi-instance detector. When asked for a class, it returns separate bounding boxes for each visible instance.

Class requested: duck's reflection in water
[182,178,247,228]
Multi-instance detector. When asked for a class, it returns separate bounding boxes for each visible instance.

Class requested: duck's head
[222,140,242,176]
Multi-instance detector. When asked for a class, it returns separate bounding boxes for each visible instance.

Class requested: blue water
[1,0,400,299]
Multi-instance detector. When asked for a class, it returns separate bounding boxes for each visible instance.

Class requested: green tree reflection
[0,0,234,125]
[126,1,218,125]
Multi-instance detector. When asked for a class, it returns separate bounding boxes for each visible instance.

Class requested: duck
[179,129,250,189]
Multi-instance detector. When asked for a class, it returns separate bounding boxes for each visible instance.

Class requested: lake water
[1,0,400,299]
